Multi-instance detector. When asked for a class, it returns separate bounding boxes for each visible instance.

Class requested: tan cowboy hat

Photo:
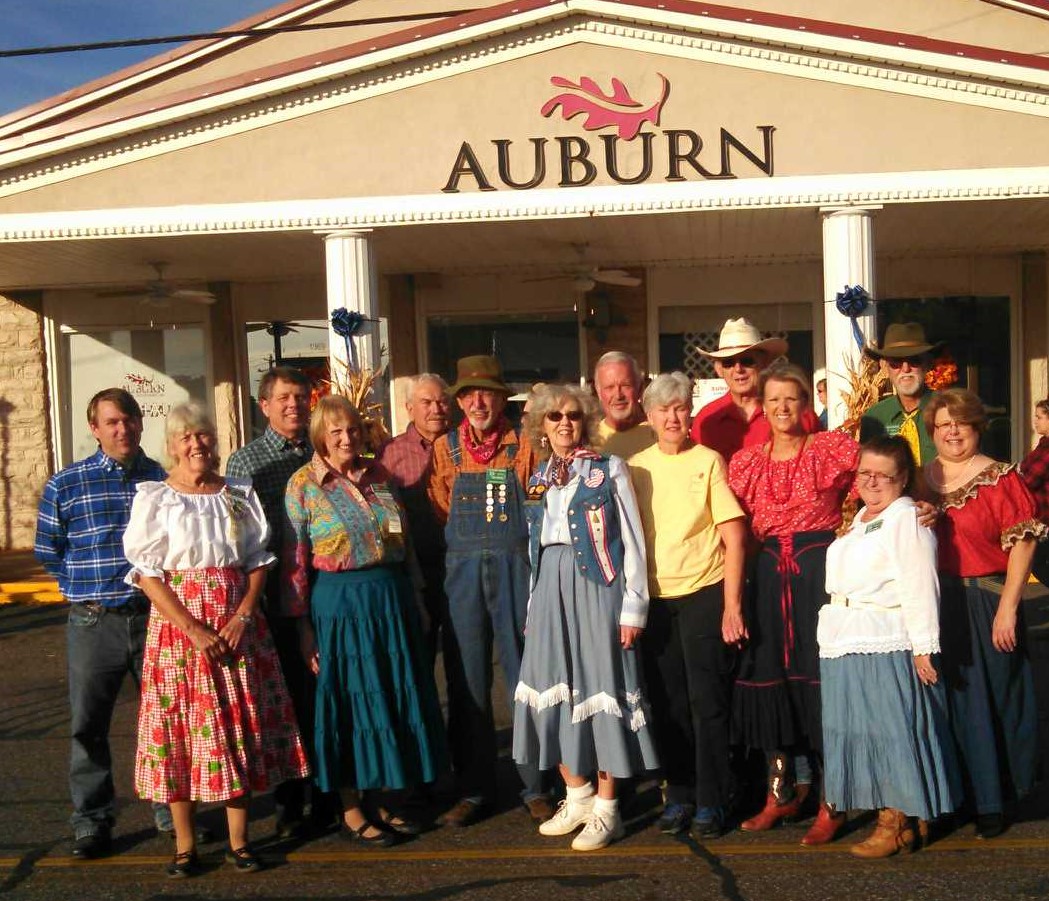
[447,355,512,395]
[699,318,788,360]
[865,322,945,360]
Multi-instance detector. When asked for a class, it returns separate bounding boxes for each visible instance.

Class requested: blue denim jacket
[526,457,624,589]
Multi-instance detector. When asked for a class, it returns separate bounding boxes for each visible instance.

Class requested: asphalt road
[4,598,1049,901]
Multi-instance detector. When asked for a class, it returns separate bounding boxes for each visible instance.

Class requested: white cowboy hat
[699,318,788,360]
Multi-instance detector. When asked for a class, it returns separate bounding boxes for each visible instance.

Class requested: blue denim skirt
[821,650,960,819]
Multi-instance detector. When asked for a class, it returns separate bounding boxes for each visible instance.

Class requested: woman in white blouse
[819,435,959,858]
[512,384,658,852]
[124,403,309,879]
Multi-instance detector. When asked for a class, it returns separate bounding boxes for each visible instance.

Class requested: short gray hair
[164,402,218,471]
[593,351,642,388]
[524,383,601,461]
[642,372,693,413]
[406,373,449,400]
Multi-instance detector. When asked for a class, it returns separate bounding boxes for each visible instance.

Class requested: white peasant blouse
[123,479,275,579]
[819,495,941,659]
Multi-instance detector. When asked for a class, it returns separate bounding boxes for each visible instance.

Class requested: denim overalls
[441,427,541,801]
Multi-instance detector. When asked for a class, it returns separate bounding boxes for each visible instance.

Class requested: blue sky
[0,1,278,115]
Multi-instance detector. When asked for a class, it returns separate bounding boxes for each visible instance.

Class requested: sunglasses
[886,356,926,370]
[719,354,758,369]
[546,410,584,423]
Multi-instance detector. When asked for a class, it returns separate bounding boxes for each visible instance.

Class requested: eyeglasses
[719,354,758,369]
[886,357,925,370]
[546,410,584,423]
[933,419,972,433]
[856,470,899,485]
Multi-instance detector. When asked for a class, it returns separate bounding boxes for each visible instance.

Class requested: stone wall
[0,293,51,550]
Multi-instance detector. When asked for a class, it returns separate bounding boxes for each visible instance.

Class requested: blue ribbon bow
[834,285,871,349]
[330,308,369,372]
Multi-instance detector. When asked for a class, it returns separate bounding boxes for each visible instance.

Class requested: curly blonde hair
[523,384,601,461]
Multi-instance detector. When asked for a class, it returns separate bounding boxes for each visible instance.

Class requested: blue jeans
[443,546,542,801]
[67,602,164,837]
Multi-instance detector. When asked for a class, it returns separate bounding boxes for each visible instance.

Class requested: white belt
[829,593,885,610]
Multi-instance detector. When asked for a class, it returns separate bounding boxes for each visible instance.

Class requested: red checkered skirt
[134,567,310,803]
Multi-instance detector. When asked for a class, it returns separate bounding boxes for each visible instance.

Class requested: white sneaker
[570,808,624,851]
[538,796,594,836]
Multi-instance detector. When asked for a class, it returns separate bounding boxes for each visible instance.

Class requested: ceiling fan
[525,243,642,291]
[245,320,328,337]
[97,261,217,306]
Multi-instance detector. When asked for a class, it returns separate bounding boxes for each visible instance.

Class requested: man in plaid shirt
[226,365,332,837]
[35,388,167,860]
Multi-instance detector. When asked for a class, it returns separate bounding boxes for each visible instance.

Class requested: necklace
[929,455,983,493]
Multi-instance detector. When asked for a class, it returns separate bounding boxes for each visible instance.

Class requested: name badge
[864,519,884,534]
[487,467,509,485]
[373,487,403,535]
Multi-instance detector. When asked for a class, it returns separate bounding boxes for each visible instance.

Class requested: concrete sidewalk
[0,550,60,604]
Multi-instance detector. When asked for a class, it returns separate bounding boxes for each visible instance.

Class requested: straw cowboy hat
[447,354,512,395]
[699,318,788,360]
[864,322,945,361]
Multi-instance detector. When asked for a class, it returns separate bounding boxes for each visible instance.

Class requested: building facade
[2,0,1049,547]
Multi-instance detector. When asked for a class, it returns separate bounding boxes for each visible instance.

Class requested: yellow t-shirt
[595,420,656,461]
[628,443,744,599]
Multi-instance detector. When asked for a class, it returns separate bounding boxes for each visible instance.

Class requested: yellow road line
[3,836,1046,870]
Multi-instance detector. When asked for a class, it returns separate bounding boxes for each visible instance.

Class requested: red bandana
[460,417,506,465]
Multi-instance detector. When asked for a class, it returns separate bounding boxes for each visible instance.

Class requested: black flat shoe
[225,844,263,872]
[375,808,423,836]
[166,849,200,879]
[341,819,400,847]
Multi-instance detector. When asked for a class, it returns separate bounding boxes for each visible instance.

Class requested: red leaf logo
[540,74,670,140]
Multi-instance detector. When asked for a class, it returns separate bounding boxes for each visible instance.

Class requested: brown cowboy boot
[850,808,916,859]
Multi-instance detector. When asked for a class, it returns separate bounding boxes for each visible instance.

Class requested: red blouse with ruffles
[728,430,859,540]
[934,463,1046,577]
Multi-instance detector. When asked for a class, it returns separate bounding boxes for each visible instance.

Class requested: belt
[961,575,1005,592]
[79,600,150,616]
[829,593,884,610]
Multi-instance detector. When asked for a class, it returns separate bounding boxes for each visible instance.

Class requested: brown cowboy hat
[698,318,788,360]
[865,322,945,360]
[447,354,512,395]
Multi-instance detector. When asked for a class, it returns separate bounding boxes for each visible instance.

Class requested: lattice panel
[682,330,790,380]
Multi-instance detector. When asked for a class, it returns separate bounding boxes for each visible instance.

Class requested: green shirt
[859,390,937,466]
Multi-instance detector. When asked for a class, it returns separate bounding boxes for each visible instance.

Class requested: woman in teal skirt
[283,395,445,846]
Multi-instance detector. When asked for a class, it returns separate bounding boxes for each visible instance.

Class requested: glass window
[66,327,208,463]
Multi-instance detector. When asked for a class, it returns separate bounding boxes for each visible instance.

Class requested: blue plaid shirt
[35,448,167,606]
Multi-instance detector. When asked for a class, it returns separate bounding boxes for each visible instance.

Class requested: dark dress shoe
[341,819,401,847]
[524,796,556,825]
[166,849,201,879]
[225,844,264,872]
[71,831,111,860]
[976,812,1005,840]
[437,798,488,828]
[376,811,423,836]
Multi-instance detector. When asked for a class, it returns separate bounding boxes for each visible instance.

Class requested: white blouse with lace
[818,495,940,659]
[123,479,275,579]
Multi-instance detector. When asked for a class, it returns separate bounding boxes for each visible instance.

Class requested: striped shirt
[35,449,167,606]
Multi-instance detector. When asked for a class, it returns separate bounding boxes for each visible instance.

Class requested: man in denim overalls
[428,355,552,827]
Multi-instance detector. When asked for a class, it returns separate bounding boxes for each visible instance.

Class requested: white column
[821,207,879,429]
[323,229,380,379]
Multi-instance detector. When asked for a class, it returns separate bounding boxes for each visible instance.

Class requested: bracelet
[236,613,253,625]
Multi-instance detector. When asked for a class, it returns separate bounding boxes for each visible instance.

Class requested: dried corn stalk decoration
[834,350,891,533]
[328,308,390,456]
